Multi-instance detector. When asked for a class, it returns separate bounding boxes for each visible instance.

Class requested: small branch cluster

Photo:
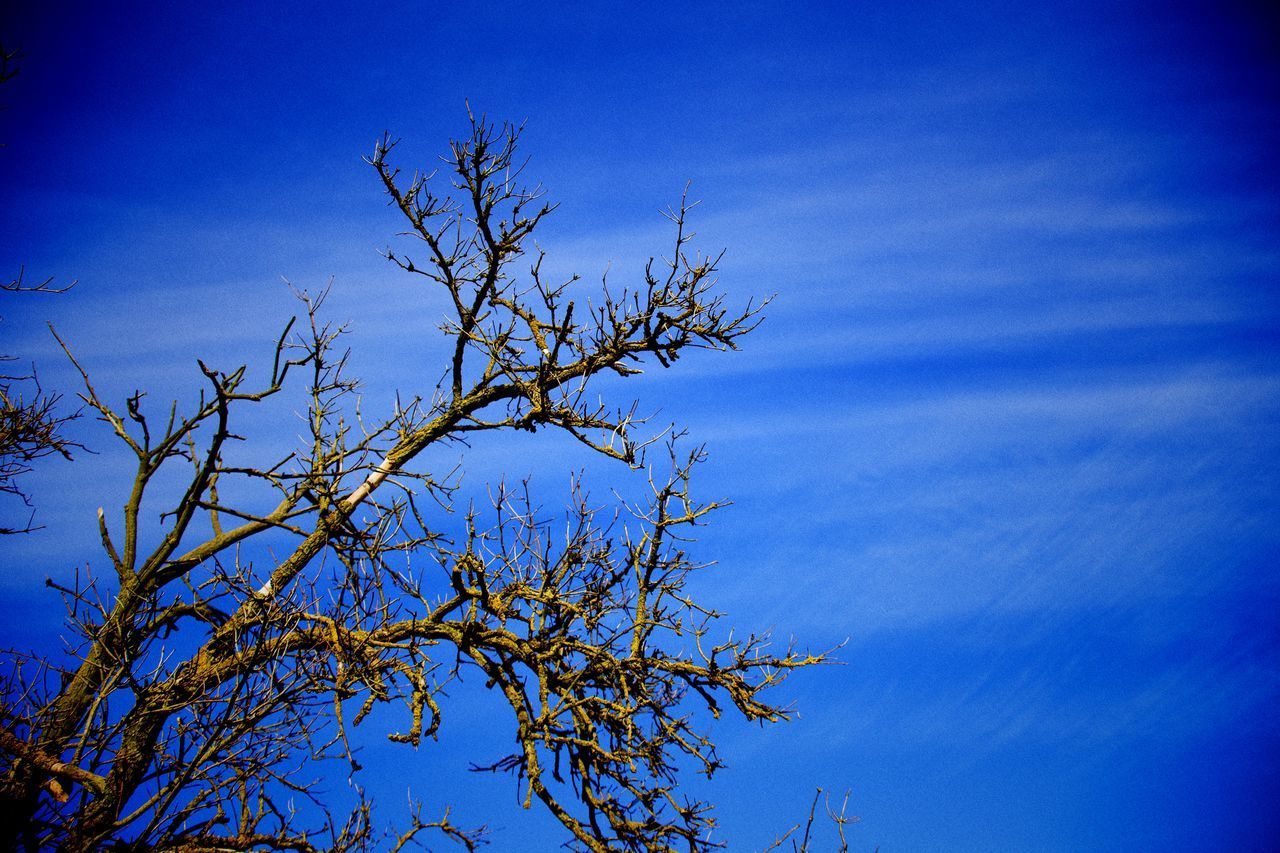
[763,789,858,853]
[0,270,79,533]
[368,110,764,465]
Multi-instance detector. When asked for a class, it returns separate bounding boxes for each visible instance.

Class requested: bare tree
[0,115,825,851]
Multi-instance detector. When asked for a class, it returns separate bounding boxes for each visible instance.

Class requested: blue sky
[2,1,1279,849]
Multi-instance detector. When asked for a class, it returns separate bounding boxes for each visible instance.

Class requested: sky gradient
[2,2,1279,850]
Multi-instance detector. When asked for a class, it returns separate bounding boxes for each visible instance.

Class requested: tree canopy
[0,115,828,852]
